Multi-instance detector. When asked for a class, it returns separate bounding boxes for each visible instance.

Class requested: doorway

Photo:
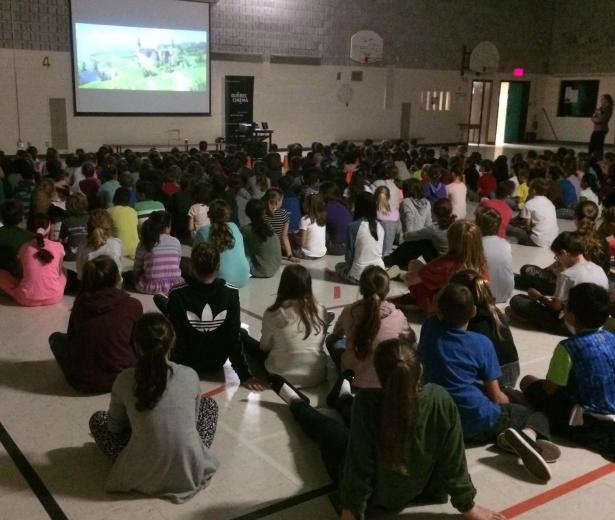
[467,80,492,144]
[495,81,530,145]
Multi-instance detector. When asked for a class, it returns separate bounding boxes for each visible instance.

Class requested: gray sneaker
[502,428,552,481]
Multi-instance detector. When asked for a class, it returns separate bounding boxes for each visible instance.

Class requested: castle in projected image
[75,23,207,92]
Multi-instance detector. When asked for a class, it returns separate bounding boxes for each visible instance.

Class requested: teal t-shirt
[194,222,250,288]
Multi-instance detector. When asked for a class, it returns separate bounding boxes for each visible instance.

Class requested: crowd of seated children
[5,140,615,510]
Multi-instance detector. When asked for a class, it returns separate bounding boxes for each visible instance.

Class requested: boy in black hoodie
[156,243,266,391]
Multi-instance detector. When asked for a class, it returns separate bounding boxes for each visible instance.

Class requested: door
[504,82,530,143]
[467,80,492,144]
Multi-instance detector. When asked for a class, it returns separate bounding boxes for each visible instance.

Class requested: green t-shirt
[240,224,282,278]
[546,343,573,387]
[0,225,32,276]
[340,384,476,517]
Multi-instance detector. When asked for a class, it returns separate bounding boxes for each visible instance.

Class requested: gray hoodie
[400,197,432,233]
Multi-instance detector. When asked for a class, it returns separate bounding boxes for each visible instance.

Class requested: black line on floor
[230,483,336,520]
[0,421,69,520]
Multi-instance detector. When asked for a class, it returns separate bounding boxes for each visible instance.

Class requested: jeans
[465,403,551,443]
[506,224,537,247]
[325,335,346,372]
[384,239,437,268]
[509,294,572,336]
[500,361,521,389]
[523,380,576,434]
[379,220,401,257]
[589,130,608,156]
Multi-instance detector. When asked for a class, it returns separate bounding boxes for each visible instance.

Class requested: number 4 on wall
[42,56,51,68]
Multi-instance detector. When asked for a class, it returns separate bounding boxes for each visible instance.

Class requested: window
[421,90,451,111]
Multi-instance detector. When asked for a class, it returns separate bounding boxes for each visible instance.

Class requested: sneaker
[386,265,402,280]
[326,370,355,408]
[503,428,552,481]
[268,374,310,404]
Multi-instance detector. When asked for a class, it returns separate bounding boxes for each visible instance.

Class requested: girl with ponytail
[327,265,409,389]
[49,255,142,393]
[0,213,66,306]
[241,198,282,278]
[76,208,123,281]
[193,199,250,288]
[131,211,184,294]
[89,313,219,503]
[268,336,502,520]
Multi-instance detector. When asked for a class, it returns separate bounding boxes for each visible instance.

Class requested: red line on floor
[241,308,263,321]
[500,462,615,518]
[202,384,228,397]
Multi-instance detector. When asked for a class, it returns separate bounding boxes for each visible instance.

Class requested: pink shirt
[481,198,513,238]
[15,240,66,305]
[336,300,409,388]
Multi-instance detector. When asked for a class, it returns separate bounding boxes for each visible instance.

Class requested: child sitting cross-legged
[268,337,507,520]
[509,231,609,337]
[419,283,560,482]
[521,283,615,438]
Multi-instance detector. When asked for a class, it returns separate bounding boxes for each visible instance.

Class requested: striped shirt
[264,208,289,238]
[133,234,184,295]
[135,200,166,226]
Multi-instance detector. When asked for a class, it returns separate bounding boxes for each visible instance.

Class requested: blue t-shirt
[194,222,250,289]
[559,179,578,208]
[418,315,502,438]
[282,196,301,233]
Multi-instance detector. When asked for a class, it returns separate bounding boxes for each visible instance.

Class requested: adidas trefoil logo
[187,305,227,332]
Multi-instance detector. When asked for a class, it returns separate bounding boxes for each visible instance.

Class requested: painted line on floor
[0,421,68,520]
[229,483,336,520]
[500,462,615,518]
[241,308,263,321]
[202,383,229,398]
[325,303,349,312]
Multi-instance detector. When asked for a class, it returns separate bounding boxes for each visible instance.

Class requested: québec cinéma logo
[187,305,227,332]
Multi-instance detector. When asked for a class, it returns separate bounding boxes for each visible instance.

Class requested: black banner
[225,75,254,144]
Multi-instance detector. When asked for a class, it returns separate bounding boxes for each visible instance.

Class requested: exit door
[496,81,530,144]
[467,80,492,144]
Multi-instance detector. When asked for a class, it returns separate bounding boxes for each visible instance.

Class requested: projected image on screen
[75,23,207,92]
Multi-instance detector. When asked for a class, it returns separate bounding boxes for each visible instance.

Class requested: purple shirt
[326,200,353,245]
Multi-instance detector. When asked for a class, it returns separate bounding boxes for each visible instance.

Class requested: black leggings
[384,240,438,268]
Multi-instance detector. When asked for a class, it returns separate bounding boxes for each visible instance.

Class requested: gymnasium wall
[1,0,615,151]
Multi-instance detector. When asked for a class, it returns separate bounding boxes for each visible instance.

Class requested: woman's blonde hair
[374,186,391,214]
[447,220,486,274]
[87,209,116,249]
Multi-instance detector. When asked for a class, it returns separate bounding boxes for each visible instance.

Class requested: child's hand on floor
[528,288,543,301]
[241,377,268,392]
[463,505,507,520]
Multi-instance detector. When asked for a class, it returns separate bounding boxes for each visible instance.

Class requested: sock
[339,379,352,400]
[522,428,537,441]
[278,383,302,405]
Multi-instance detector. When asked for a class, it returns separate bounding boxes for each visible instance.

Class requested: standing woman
[589,94,613,156]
